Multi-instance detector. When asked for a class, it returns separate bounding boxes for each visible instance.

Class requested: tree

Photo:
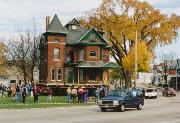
[123,42,152,73]
[159,52,176,84]
[7,28,40,84]
[80,0,180,87]
[110,68,124,88]
[0,42,7,75]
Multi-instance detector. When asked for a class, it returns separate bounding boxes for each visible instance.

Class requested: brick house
[39,14,118,87]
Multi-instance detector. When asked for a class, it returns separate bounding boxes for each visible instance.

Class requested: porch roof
[103,62,119,69]
[76,61,118,68]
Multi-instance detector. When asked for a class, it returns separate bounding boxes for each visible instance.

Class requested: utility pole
[134,0,138,88]
[176,59,179,91]
[135,31,138,87]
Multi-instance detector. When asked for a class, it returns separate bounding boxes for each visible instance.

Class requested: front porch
[65,61,118,86]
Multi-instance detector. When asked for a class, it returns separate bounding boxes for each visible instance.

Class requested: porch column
[78,68,79,87]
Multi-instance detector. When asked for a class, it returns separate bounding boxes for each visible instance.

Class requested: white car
[145,88,158,99]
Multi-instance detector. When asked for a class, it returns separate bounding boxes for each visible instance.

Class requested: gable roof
[66,29,89,45]
[65,18,80,26]
[47,14,67,34]
[66,28,108,46]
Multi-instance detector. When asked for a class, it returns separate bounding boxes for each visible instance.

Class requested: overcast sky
[0,0,180,61]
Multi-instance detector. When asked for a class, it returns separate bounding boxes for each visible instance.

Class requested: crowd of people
[66,86,109,104]
[1,83,109,104]
[0,83,41,103]
[66,87,89,103]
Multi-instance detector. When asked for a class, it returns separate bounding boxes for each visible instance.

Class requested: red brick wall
[46,35,66,83]
[102,49,109,62]
[84,46,100,61]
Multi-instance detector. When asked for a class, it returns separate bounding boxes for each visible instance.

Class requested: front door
[67,70,74,83]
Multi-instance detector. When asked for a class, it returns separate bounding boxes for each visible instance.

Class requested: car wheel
[137,103,143,110]
[154,96,157,99]
[118,104,125,112]
[174,94,176,96]
[100,107,106,112]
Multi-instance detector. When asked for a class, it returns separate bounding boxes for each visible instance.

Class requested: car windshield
[146,89,154,92]
[108,90,126,97]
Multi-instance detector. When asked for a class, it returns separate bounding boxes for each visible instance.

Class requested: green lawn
[0,95,96,109]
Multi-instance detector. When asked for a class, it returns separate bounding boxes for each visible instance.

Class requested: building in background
[152,59,180,90]
[39,14,118,87]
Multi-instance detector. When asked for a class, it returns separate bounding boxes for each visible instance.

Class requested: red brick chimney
[46,16,50,31]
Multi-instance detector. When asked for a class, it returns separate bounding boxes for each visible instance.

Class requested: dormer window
[72,25,77,30]
[90,34,97,42]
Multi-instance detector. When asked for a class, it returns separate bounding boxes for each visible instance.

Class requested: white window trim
[57,68,62,81]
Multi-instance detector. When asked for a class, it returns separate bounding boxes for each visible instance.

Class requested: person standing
[1,84,5,97]
[71,88,77,103]
[22,86,27,103]
[33,84,39,103]
[7,85,12,97]
[15,85,21,103]
[95,87,100,103]
[83,89,89,104]
[78,87,84,103]
[66,87,72,103]
[12,84,16,101]
[47,87,53,102]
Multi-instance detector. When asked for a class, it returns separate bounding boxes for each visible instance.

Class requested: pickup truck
[98,89,144,112]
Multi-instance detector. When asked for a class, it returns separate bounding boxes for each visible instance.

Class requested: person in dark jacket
[33,84,39,103]
[22,86,27,103]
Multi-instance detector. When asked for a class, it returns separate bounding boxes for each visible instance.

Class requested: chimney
[46,16,50,31]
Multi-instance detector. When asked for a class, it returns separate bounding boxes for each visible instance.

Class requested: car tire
[100,107,106,112]
[117,104,125,112]
[137,103,143,110]
[154,96,157,99]
[174,94,176,96]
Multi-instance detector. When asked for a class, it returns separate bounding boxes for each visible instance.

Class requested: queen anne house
[39,14,118,87]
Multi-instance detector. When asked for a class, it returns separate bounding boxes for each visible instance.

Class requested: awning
[76,61,119,69]
[103,62,119,69]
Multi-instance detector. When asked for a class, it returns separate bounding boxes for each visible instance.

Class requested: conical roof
[47,14,67,34]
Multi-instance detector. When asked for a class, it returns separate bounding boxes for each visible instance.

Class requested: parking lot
[0,92,179,123]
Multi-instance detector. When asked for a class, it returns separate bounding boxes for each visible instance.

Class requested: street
[0,93,180,123]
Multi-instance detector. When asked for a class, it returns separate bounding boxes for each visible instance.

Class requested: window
[54,48,60,60]
[103,54,107,59]
[72,25,77,30]
[79,69,83,81]
[90,34,96,41]
[89,70,96,81]
[57,68,62,81]
[90,51,96,57]
[79,49,84,61]
[51,68,55,80]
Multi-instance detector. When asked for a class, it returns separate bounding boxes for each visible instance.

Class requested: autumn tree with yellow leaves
[0,42,7,75]
[80,0,180,87]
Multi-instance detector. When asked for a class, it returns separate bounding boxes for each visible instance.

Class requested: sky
[0,0,180,62]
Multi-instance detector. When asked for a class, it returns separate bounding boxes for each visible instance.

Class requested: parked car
[98,89,144,112]
[145,88,158,99]
[162,87,176,96]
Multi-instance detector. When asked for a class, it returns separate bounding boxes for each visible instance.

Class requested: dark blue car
[98,89,144,112]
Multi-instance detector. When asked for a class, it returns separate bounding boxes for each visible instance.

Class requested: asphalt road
[0,93,180,123]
